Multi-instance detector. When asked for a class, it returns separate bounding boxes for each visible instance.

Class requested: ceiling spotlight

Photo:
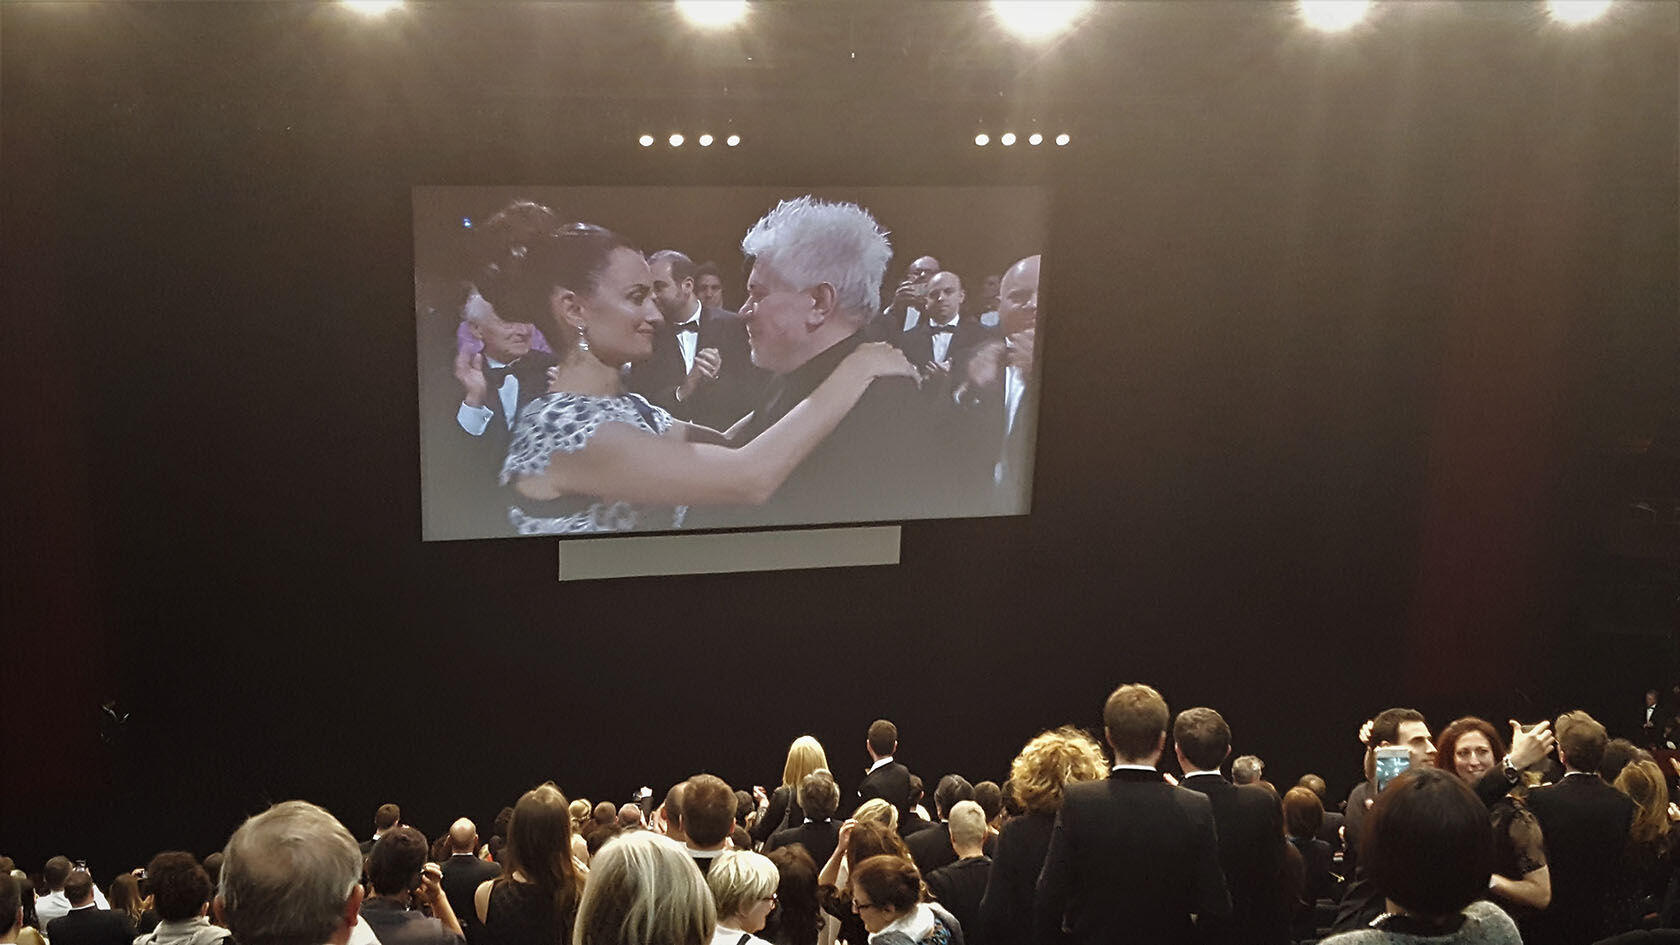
[975,133,990,146]
[698,134,714,147]
[669,133,685,147]
[342,0,402,13]
[638,134,655,147]
[1546,0,1613,23]
[1000,132,1017,146]
[989,1,1092,41]
[1297,0,1371,32]
[1028,132,1043,146]
[1055,133,1071,146]
[725,134,741,147]
[675,0,748,28]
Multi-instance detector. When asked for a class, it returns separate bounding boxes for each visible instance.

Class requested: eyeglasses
[852,898,878,911]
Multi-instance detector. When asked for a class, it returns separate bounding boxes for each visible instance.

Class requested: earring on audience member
[575,324,590,353]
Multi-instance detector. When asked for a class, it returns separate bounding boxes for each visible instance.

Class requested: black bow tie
[484,362,516,387]
[674,320,699,334]
[929,323,956,335]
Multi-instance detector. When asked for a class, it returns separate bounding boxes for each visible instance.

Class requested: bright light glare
[989,1,1092,41]
[1055,133,1071,146]
[975,133,990,146]
[638,134,655,147]
[1028,132,1043,146]
[342,0,402,14]
[1547,0,1613,24]
[669,134,685,147]
[676,0,748,28]
[725,134,741,147]
[1000,132,1017,146]
[698,134,714,147]
[1297,1,1370,31]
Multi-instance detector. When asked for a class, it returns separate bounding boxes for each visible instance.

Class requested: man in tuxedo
[1035,683,1230,945]
[684,196,946,529]
[858,718,915,828]
[34,857,110,928]
[906,774,977,875]
[681,774,736,876]
[626,249,765,433]
[45,873,132,945]
[924,801,991,944]
[1639,688,1664,748]
[439,819,498,945]
[1332,708,1437,931]
[895,271,993,381]
[880,254,941,334]
[1173,707,1291,945]
[1523,711,1637,945]
[694,261,728,312]
[217,802,365,945]
[439,290,555,538]
[361,803,402,857]
[954,254,1041,515]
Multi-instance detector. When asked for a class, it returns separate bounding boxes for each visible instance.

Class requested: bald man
[955,254,1041,511]
[438,819,498,945]
[895,271,992,378]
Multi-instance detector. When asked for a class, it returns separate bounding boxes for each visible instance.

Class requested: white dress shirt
[672,298,702,376]
[928,315,959,365]
[456,356,521,435]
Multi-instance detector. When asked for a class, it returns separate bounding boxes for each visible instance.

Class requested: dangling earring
[574,324,590,353]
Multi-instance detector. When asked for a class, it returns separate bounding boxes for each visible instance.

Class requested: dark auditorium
[4,2,1678,945]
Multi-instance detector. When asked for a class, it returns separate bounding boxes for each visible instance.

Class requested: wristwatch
[1502,755,1520,784]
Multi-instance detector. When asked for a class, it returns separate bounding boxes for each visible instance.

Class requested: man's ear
[212,896,227,927]
[806,283,837,326]
[329,884,364,945]
[467,321,486,342]
[1223,745,1233,762]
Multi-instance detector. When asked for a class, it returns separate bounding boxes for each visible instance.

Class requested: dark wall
[3,1,1675,874]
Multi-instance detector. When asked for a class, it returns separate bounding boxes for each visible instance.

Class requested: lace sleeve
[1507,805,1547,873]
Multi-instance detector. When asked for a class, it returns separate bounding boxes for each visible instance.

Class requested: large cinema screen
[415,185,1049,541]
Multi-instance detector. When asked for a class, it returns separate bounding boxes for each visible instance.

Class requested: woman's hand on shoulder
[841,342,918,384]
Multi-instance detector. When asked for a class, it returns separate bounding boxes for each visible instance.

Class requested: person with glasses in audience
[848,855,961,945]
[704,851,779,945]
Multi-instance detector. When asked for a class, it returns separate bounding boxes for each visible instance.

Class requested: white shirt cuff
[457,402,494,436]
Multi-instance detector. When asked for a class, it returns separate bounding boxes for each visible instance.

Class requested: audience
[817,820,913,945]
[217,801,364,945]
[904,775,975,875]
[847,855,961,945]
[752,736,830,846]
[1433,716,1552,929]
[858,720,915,832]
[922,800,989,943]
[11,875,46,945]
[682,775,738,877]
[35,858,109,928]
[573,831,713,945]
[970,782,1003,835]
[132,853,227,945]
[438,819,498,945]
[363,804,402,857]
[1321,768,1521,944]
[765,772,842,867]
[46,871,133,945]
[108,873,150,933]
[1231,754,1265,787]
[1296,773,1345,849]
[759,847,820,945]
[473,784,585,945]
[1283,786,1337,939]
[703,851,778,945]
[1613,759,1676,929]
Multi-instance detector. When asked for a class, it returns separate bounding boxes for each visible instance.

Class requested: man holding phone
[1332,708,1437,932]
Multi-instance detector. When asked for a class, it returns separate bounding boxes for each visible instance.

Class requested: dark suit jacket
[424,350,556,539]
[895,317,994,372]
[46,908,135,945]
[926,856,992,945]
[1179,774,1291,945]
[440,852,501,945]
[750,784,802,846]
[1524,772,1638,945]
[907,821,959,875]
[858,760,914,829]
[1035,769,1231,945]
[979,812,1054,945]
[766,818,841,868]
[625,305,766,433]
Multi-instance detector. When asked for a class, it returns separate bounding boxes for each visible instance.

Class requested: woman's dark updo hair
[474,202,639,344]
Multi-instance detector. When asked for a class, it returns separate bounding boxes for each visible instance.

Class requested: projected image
[415,186,1048,541]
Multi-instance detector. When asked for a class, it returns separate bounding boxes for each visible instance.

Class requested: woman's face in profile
[578,248,660,365]
[1452,731,1495,783]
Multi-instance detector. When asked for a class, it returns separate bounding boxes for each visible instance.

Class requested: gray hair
[573,831,714,945]
[219,801,362,945]
[704,850,778,923]
[946,800,988,849]
[739,195,893,323]
[1232,755,1265,785]
[461,286,495,326]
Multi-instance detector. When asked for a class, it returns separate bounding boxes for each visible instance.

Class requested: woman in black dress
[474,783,586,945]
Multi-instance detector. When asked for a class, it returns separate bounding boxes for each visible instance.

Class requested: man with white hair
[214,801,366,945]
[924,799,992,941]
[685,196,938,528]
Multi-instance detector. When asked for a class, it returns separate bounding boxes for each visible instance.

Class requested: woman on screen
[477,214,914,535]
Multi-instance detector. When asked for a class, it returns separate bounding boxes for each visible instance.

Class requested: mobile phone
[1374,745,1412,792]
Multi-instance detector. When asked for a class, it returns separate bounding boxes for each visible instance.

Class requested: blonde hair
[946,801,987,850]
[573,832,713,945]
[1010,726,1110,816]
[704,851,779,925]
[782,736,830,789]
[1615,759,1671,848]
[852,798,899,832]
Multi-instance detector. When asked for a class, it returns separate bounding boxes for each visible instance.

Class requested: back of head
[796,772,840,821]
[221,800,362,945]
[367,827,428,896]
[1282,788,1324,840]
[848,856,922,914]
[1364,768,1492,919]
[682,775,736,848]
[1370,708,1426,747]
[1173,707,1232,772]
[739,196,892,324]
[1615,759,1672,847]
[784,736,830,789]
[763,846,819,944]
[374,804,401,832]
[933,775,975,819]
[946,801,987,850]
[43,857,71,891]
[477,219,639,342]
[1231,756,1264,786]
[202,853,224,888]
[63,872,94,907]
[569,800,592,827]
[110,875,143,917]
[1103,684,1170,761]
[505,783,583,912]
[616,804,643,829]
[0,872,19,935]
[704,851,778,923]
[1556,710,1609,772]
[734,791,755,826]
[1297,774,1328,802]
[972,781,1003,823]
[843,821,911,871]
[1010,726,1110,816]
[594,802,618,826]
[448,818,478,854]
[147,852,212,923]
[866,720,897,758]
[662,784,686,836]
[1600,737,1640,782]
[574,831,714,945]
[852,799,898,833]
